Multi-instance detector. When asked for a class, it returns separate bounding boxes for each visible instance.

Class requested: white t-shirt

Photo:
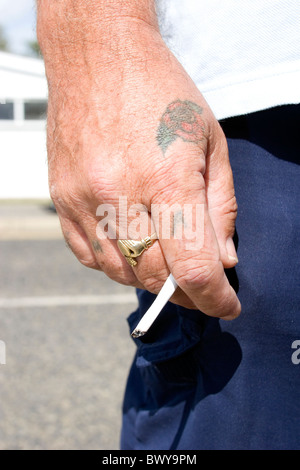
[158,0,300,119]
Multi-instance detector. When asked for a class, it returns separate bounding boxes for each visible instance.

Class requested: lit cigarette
[131,274,178,338]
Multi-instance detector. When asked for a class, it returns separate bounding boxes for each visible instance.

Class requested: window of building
[0,101,14,120]
[24,100,47,120]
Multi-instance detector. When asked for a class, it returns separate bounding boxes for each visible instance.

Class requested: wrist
[37,0,160,81]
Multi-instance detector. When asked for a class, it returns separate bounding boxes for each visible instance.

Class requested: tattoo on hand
[92,240,103,253]
[171,210,184,238]
[157,100,205,155]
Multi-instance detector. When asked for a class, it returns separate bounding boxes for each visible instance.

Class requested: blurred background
[0,0,137,449]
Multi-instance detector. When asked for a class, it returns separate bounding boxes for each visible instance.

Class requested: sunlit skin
[37,0,240,320]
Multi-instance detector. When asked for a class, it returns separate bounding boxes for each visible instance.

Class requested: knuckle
[173,260,219,290]
[84,159,118,203]
[211,194,238,235]
[136,255,169,293]
[142,276,164,294]
[78,256,100,270]
[85,169,103,198]
[63,232,100,270]
[100,259,137,287]
[211,190,238,213]
[215,293,241,319]
[49,183,61,205]
[223,195,238,218]
[144,155,206,203]
[49,182,75,212]
[232,301,242,318]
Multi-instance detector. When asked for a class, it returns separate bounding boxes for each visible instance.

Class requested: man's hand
[37,0,241,319]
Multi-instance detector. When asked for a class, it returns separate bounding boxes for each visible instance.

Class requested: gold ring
[117,233,157,266]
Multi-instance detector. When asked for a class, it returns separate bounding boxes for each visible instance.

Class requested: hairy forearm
[36,0,158,28]
[37,0,160,81]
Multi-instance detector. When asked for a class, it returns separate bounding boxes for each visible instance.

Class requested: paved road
[0,202,137,450]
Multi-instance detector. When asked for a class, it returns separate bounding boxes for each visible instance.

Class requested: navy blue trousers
[121,105,300,450]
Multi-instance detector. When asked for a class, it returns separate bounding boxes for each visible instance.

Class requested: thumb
[205,127,239,268]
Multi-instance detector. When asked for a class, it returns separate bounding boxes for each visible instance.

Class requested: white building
[0,51,49,199]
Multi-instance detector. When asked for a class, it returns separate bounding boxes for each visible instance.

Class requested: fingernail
[226,238,239,264]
